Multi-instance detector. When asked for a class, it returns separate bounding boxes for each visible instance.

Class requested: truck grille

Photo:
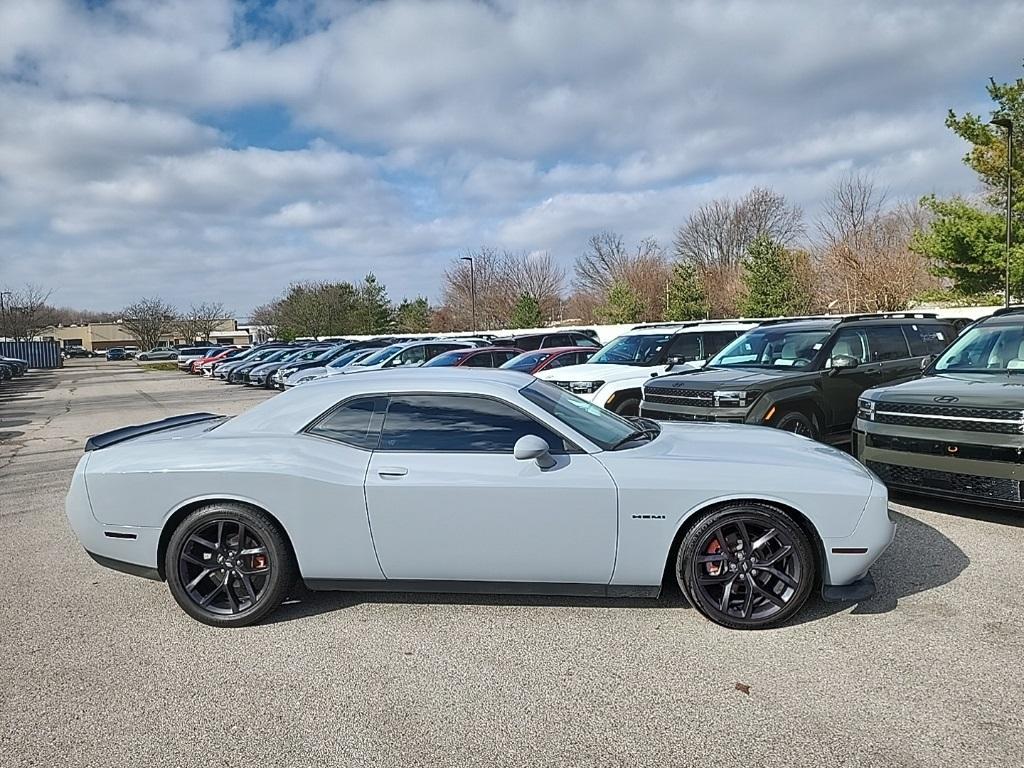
[866,461,1022,503]
[874,402,1024,435]
[866,434,1023,464]
[643,387,758,407]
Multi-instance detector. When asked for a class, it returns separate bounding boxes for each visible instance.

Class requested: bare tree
[674,187,804,316]
[175,301,228,343]
[249,302,282,342]
[815,175,938,312]
[573,233,669,321]
[0,284,55,340]
[120,297,177,351]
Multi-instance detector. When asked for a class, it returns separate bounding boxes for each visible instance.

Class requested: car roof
[218,368,537,436]
[624,321,759,335]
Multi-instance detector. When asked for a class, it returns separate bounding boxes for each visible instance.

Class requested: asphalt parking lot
[1,361,1022,767]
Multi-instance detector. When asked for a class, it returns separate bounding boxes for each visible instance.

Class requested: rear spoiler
[85,412,223,452]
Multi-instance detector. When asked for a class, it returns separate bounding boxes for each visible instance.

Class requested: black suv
[499,330,600,350]
[640,313,956,444]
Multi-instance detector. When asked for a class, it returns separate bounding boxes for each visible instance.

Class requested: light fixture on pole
[460,256,477,332]
[991,117,1014,307]
[0,290,11,340]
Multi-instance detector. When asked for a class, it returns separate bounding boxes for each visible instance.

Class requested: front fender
[748,384,823,424]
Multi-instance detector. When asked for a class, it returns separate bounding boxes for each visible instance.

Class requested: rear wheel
[677,504,815,629]
[165,503,296,627]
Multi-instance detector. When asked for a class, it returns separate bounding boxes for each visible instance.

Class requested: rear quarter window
[904,324,953,356]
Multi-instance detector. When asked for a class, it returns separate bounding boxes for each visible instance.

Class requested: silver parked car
[66,369,894,629]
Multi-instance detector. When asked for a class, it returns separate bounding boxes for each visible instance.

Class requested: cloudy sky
[1,0,1021,315]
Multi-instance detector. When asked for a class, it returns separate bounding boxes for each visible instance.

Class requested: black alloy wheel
[775,410,817,440]
[678,504,815,629]
[166,503,296,627]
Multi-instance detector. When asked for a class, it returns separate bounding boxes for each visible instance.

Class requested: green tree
[509,294,543,328]
[664,261,706,320]
[600,281,645,323]
[394,297,432,333]
[740,236,811,317]
[912,196,1024,297]
[354,273,393,334]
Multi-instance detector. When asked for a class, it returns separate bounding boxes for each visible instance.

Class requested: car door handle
[377,466,408,478]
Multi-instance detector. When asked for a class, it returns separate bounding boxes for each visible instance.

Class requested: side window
[904,324,953,356]
[464,352,493,367]
[307,397,385,449]
[578,350,596,364]
[493,350,517,364]
[865,326,911,362]
[379,395,569,453]
[542,334,571,348]
[667,333,701,360]
[515,336,543,350]
[828,328,868,365]
[573,334,600,348]
[703,331,739,358]
[390,345,427,367]
[545,353,573,369]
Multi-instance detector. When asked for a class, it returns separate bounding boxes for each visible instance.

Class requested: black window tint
[514,335,543,350]
[308,397,384,449]
[464,352,494,367]
[542,335,571,348]
[667,333,701,360]
[380,395,568,453]
[704,331,739,358]
[546,353,574,369]
[903,324,954,356]
[865,326,911,362]
[578,351,596,364]
[574,336,600,348]
[493,350,517,364]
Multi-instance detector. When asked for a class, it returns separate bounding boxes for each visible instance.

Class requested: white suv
[534,321,759,415]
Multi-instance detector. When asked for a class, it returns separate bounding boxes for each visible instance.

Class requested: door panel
[822,328,881,431]
[365,452,618,583]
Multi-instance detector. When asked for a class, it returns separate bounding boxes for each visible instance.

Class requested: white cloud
[0,0,1019,311]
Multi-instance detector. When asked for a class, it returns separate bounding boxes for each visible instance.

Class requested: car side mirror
[514,435,556,469]
[665,355,688,369]
[829,354,859,375]
[921,354,936,371]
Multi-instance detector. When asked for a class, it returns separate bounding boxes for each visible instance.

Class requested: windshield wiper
[611,419,660,450]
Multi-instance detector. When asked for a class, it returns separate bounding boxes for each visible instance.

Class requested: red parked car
[191,346,242,374]
[499,346,597,374]
[422,346,523,368]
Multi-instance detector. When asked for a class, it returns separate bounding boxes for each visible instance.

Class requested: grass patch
[138,361,178,372]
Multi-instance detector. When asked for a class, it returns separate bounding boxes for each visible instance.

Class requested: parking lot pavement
[1,362,1021,767]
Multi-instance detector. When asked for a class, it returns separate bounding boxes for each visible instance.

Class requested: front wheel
[677,504,816,629]
[611,397,641,417]
[165,503,297,627]
[774,409,818,440]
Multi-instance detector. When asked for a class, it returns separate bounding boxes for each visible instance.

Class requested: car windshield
[423,351,470,367]
[588,334,673,365]
[500,351,550,371]
[710,327,832,369]
[933,323,1024,373]
[328,348,380,368]
[521,380,645,450]
[354,344,404,366]
[180,347,211,355]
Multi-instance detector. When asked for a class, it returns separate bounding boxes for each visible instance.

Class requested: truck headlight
[569,380,604,395]
[713,390,748,407]
[857,398,876,421]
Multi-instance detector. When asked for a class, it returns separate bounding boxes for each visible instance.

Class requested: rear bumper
[821,573,875,602]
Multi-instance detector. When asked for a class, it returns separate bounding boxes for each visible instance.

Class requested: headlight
[297,375,320,384]
[857,398,876,421]
[713,390,749,407]
[280,367,296,376]
[569,380,605,394]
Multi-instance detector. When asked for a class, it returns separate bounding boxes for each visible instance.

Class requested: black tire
[165,502,297,627]
[677,503,816,629]
[612,397,641,417]
[774,409,818,440]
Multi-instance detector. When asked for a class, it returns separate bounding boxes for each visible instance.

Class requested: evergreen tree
[354,273,392,334]
[509,294,543,328]
[600,281,645,323]
[394,297,432,333]
[740,236,811,317]
[664,261,706,320]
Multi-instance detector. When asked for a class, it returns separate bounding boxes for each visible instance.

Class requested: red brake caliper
[705,539,722,576]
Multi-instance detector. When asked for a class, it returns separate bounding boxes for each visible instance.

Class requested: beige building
[39,319,251,352]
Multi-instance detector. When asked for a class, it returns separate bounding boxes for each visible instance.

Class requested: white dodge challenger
[66,369,894,629]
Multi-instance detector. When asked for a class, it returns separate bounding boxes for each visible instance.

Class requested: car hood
[864,372,1024,409]
[647,365,815,391]
[618,421,873,478]
[536,361,700,384]
[288,366,331,381]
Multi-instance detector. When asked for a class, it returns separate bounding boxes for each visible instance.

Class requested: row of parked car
[158,308,1020,510]
[0,354,29,386]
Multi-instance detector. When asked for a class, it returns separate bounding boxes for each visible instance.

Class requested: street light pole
[991,117,1014,307]
[460,256,477,332]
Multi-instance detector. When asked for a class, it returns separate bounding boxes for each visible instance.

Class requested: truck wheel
[775,410,818,440]
[612,398,640,417]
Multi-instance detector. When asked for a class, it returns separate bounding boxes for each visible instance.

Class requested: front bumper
[821,480,895,587]
[640,401,750,424]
